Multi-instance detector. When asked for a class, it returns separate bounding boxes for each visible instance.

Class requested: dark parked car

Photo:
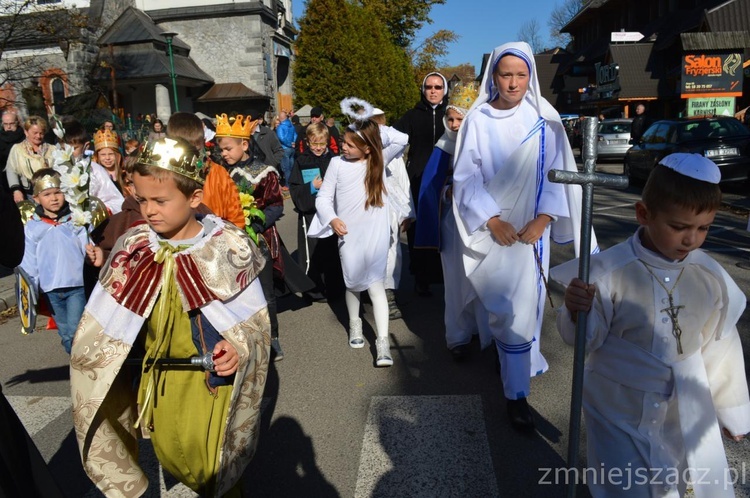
[624,117,750,184]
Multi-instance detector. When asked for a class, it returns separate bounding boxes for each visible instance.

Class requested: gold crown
[137,138,204,185]
[33,172,61,195]
[215,113,259,139]
[448,82,480,114]
[94,129,119,152]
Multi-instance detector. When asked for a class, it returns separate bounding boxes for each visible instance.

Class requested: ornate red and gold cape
[70,215,269,497]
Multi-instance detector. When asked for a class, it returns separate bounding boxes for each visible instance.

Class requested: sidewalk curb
[0,270,16,313]
[0,287,16,313]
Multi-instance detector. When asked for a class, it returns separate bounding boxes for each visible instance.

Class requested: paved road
[1,161,749,497]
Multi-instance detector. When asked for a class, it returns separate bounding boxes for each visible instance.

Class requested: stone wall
[100,0,136,28]
[162,15,268,92]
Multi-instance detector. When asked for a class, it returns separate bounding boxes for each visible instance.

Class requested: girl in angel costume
[307,98,408,367]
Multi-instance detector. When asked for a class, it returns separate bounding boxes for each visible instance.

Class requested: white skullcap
[659,153,721,184]
[372,108,385,116]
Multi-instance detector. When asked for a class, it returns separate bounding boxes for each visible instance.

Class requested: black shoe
[415,283,432,297]
[506,397,535,432]
[270,337,284,362]
[450,344,470,362]
[386,289,402,320]
[304,290,327,303]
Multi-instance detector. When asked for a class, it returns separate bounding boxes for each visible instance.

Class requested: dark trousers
[258,240,279,340]
[407,173,443,286]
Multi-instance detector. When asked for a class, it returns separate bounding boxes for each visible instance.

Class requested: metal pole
[165,34,179,112]
[108,44,118,111]
[549,117,629,497]
[565,116,598,498]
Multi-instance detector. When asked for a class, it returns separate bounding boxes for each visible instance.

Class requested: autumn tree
[411,29,459,84]
[356,0,447,49]
[355,0,458,85]
[438,63,476,84]
[293,0,419,121]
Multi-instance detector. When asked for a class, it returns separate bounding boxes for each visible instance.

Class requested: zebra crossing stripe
[354,395,499,497]
[6,395,71,437]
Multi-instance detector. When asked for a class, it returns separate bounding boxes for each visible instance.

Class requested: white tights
[345,281,389,339]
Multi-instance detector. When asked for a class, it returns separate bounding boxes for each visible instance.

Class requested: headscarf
[420,72,449,108]
[455,41,597,253]
[464,41,551,126]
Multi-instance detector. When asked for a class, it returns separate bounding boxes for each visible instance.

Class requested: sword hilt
[124,351,219,372]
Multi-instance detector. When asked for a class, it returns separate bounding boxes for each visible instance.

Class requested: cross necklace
[641,261,686,354]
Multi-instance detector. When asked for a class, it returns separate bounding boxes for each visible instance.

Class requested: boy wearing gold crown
[20,169,90,353]
[415,82,488,362]
[215,113,315,361]
[70,137,270,497]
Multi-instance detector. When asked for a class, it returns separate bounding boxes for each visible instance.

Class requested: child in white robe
[20,169,90,353]
[416,82,487,361]
[308,98,407,367]
[452,42,592,431]
[372,108,414,320]
[553,154,749,498]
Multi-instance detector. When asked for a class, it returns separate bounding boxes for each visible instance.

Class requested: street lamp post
[162,31,179,112]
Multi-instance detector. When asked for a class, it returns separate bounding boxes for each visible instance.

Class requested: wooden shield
[14,267,37,334]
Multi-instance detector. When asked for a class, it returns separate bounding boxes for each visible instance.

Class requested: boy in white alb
[553,154,749,498]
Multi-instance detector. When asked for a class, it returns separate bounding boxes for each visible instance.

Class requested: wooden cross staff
[548,117,629,498]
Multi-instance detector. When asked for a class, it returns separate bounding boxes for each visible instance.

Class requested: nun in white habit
[452,41,596,430]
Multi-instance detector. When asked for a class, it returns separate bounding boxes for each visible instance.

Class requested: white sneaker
[349,318,365,348]
[375,337,393,367]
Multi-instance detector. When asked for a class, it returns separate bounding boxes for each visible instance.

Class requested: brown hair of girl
[343,119,385,209]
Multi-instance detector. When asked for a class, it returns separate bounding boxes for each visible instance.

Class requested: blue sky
[290,0,564,72]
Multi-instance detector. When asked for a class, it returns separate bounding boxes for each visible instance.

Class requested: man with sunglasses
[394,72,449,297]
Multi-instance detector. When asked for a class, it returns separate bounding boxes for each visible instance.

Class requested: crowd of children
[2,38,749,495]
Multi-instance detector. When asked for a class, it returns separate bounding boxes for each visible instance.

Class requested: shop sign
[583,62,621,101]
[595,62,620,88]
[686,97,736,117]
[681,52,743,98]
[611,32,643,42]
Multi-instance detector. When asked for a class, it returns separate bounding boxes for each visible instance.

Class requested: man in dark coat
[393,72,449,296]
[630,103,651,143]
[0,110,25,194]
[246,108,284,169]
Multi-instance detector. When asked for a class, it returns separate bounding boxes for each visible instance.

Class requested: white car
[597,119,633,160]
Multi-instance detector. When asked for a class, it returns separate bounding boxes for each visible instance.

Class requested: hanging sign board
[681,52,743,98]
[686,97,736,117]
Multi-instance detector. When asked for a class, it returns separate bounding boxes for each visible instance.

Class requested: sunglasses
[424,85,444,90]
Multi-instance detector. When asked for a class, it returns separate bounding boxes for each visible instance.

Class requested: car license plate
[608,139,627,144]
[705,147,739,158]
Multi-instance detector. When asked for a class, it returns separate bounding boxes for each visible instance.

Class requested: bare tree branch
[548,0,586,48]
[517,19,545,54]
